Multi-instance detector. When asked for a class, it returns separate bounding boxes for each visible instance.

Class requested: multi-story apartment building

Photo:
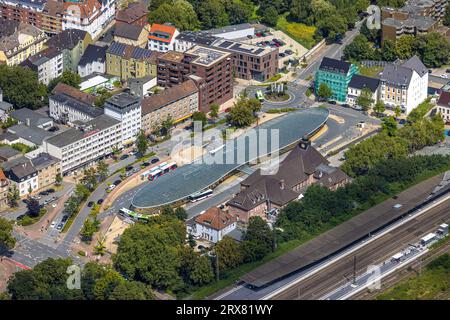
[62,0,116,39]
[212,38,278,82]
[0,169,9,209]
[174,31,218,53]
[45,28,92,72]
[148,23,179,52]
[0,18,46,65]
[49,91,103,124]
[346,75,380,108]
[0,0,45,28]
[41,0,64,34]
[30,152,60,189]
[437,91,450,122]
[115,1,147,27]
[22,46,63,84]
[3,157,38,196]
[381,0,450,43]
[104,92,141,146]
[106,41,160,80]
[157,46,233,112]
[141,80,199,135]
[77,43,107,77]
[379,55,428,114]
[43,114,121,174]
[314,57,358,103]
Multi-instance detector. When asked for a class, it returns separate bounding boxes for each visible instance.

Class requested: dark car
[97,199,104,205]
[125,165,133,171]
[47,188,55,193]
[56,223,64,231]
[142,162,150,167]
[150,158,159,164]
[446,69,450,73]
[114,180,122,186]
[48,126,59,132]
[61,215,69,222]
[39,191,49,196]
[329,101,337,105]
[120,154,129,160]
[87,201,94,207]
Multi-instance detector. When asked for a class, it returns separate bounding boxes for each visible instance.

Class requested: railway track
[272,200,450,300]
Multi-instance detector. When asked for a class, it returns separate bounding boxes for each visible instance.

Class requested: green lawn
[357,64,384,78]
[276,15,317,49]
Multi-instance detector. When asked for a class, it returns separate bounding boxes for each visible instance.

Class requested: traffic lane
[272,200,450,300]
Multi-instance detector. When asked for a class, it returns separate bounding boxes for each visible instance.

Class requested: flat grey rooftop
[131,108,329,209]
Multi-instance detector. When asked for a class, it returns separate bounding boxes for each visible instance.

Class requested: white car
[50,221,56,228]
[440,74,449,79]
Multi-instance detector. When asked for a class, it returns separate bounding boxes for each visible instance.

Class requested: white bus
[148,169,162,181]
[119,207,135,217]
[188,189,213,202]
[420,233,436,246]
[160,161,177,173]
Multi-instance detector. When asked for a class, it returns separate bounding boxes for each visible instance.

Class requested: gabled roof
[30,152,59,170]
[78,44,107,66]
[141,80,198,115]
[7,124,54,145]
[148,23,177,43]
[195,207,237,231]
[52,82,96,105]
[319,57,352,74]
[107,42,159,62]
[348,75,380,92]
[46,29,89,51]
[380,55,427,86]
[6,159,36,180]
[116,2,148,24]
[401,55,427,77]
[437,91,450,109]
[114,22,144,41]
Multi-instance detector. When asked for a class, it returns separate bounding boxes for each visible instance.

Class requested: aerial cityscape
[0,0,449,306]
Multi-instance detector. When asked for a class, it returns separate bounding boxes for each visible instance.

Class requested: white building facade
[104,93,141,146]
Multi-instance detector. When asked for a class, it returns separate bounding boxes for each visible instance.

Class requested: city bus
[148,169,162,181]
[119,208,151,222]
[188,189,213,202]
[255,90,264,102]
[119,207,135,218]
[160,161,177,173]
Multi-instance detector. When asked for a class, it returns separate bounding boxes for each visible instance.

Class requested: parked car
[150,158,159,164]
[39,191,49,196]
[141,162,150,167]
[285,49,293,55]
[56,223,64,231]
[47,188,55,193]
[113,180,122,186]
[61,215,69,223]
[119,154,129,160]
[97,199,104,205]
[132,168,140,174]
[107,184,116,191]
[125,165,133,171]
[50,221,57,228]
[87,201,94,207]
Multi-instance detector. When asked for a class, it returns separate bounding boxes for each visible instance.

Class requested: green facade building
[314,57,358,103]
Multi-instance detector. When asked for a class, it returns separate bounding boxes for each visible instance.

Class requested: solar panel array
[218,40,233,48]
[107,42,126,56]
[132,47,152,59]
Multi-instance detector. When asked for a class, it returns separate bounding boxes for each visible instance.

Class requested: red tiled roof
[195,207,237,231]
[148,23,177,43]
[52,82,96,105]
[437,91,450,108]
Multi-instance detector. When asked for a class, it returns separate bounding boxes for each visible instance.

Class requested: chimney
[26,118,30,126]
[280,179,285,190]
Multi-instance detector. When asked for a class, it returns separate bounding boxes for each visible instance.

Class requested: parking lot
[239,29,308,69]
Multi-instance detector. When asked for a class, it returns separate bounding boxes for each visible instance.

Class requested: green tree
[55,172,63,185]
[214,236,243,271]
[241,216,274,262]
[197,0,229,29]
[192,111,208,129]
[0,65,47,109]
[174,207,188,220]
[395,35,415,60]
[343,35,377,61]
[26,197,41,217]
[48,70,81,92]
[96,160,109,182]
[208,103,219,122]
[382,39,398,62]
[355,88,374,111]
[148,0,199,31]
[227,102,255,128]
[413,33,450,68]
[315,14,347,42]
[226,0,253,25]
[135,130,148,156]
[159,116,174,137]
[317,83,333,101]
[381,116,398,137]
[81,167,98,191]
[394,105,402,118]
[373,100,386,116]
[80,218,100,242]
[444,4,450,27]
[94,88,113,108]
[7,185,20,207]
[7,258,83,300]
[81,262,108,300]
[109,281,155,300]
[262,6,279,27]
[0,217,16,250]
[92,269,125,300]
[179,247,214,286]
[93,236,107,256]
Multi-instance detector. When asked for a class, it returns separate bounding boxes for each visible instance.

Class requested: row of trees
[148,0,255,31]
[342,99,444,176]
[343,32,450,68]
[226,95,262,128]
[276,154,450,243]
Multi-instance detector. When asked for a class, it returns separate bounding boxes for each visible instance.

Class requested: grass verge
[276,15,317,49]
